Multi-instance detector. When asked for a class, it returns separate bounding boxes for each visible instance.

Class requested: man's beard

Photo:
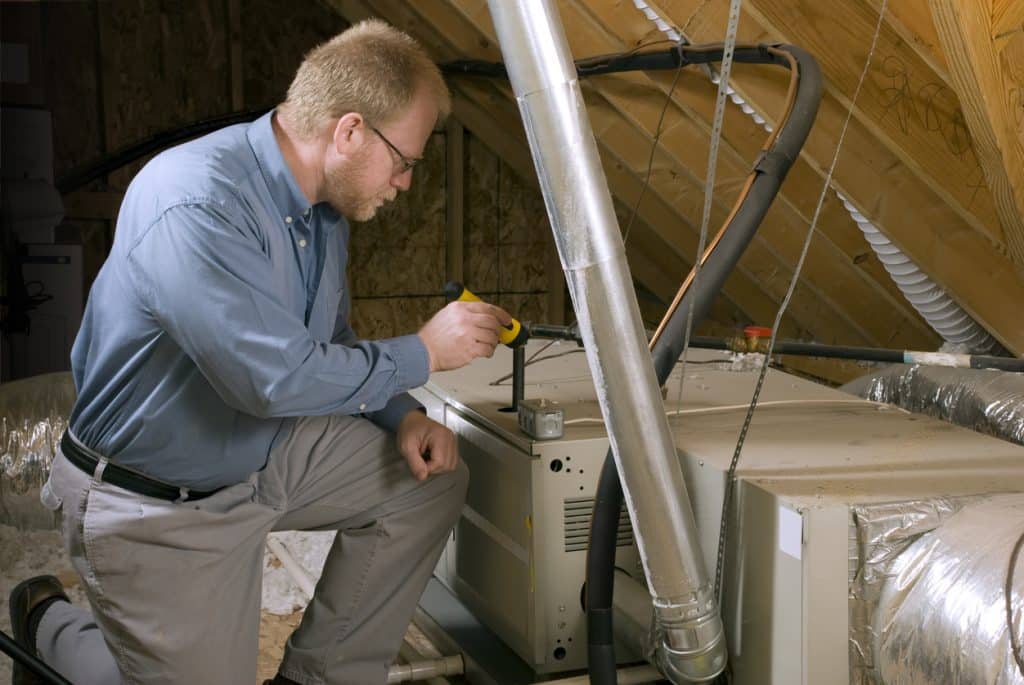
[324,154,397,222]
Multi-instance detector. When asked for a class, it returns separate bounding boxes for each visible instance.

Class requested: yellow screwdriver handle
[443,281,529,348]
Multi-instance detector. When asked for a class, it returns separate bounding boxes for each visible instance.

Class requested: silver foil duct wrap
[850,495,1024,685]
[876,494,1024,684]
[843,364,1024,445]
[0,372,75,529]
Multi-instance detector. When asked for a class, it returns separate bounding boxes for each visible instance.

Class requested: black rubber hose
[0,629,73,685]
[687,336,1024,371]
[585,45,821,685]
[583,458,626,681]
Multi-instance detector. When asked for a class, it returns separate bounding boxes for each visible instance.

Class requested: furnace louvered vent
[563,497,634,552]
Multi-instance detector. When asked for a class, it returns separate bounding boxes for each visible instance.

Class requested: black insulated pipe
[56,109,269,194]
[585,45,821,684]
[0,629,73,685]
[512,346,526,411]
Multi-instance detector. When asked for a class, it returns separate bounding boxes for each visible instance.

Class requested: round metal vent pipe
[481,1,727,681]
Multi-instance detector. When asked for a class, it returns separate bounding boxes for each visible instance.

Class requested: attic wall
[3,0,588,381]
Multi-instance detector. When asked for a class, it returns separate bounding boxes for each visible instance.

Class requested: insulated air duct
[481,2,727,681]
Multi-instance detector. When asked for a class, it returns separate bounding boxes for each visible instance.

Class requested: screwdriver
[443,281,529,348]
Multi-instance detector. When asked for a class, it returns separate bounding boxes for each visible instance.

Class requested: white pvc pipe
[266,537,464,684]
[266,535,317,599]
[386,655,465,684]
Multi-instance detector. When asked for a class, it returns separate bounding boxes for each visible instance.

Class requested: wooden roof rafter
[389,0,899,348]
[325,0,757,332]
[325,0,850,345]
[409,0,948,351]
[666,0,1024,353]
[570,0,940,349]
[327,0,1024,362]
[929,0,1024,270]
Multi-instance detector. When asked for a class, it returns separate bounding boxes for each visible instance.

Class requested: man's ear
[332,112,366,155]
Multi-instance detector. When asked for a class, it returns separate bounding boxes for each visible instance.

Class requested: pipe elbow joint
[655,611,728,683]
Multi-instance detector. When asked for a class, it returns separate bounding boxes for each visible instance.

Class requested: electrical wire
[621,43,687,246]
[489,346,584,386]
[711,0,892,604]
[489,342,738,387]
[563,398,888,425]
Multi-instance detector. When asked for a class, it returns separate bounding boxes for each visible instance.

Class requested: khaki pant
[36,414,468,685]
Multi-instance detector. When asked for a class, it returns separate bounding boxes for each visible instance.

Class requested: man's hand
[417,300,513,372]
[396,410,459,481]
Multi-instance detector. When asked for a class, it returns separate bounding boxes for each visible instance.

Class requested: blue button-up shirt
[69,111,430,489]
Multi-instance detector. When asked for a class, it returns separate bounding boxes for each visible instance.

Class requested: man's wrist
[398,407,429,430]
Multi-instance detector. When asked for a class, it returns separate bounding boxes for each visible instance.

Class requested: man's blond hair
[280,19,451,138]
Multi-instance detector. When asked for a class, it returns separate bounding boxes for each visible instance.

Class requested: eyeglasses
[368,124,421,174]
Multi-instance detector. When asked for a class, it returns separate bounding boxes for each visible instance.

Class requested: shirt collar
[247,110,341,228]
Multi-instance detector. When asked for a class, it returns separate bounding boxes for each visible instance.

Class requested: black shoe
[263,675,302,685]
[8,575,69,685]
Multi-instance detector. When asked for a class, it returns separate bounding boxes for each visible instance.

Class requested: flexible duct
[481,2,729,681]
[839,193,1003,354]
[873,495,1024,685]
[842,364,1024,445]
[0,372,75,529]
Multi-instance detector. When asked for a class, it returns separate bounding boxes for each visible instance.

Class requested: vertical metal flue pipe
[483,2,726,681]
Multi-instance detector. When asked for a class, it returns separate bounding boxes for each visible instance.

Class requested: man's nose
[391,168,413,192]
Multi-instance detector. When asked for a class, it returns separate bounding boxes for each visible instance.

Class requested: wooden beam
[447,0,940,350]
[663,0,1024,353]
[993,0,1024,37]
[427,0,873,345]
[1000,32,1024,157]
[325,0,784,328]
[452,83,749,329]
[864,0,949,80]
[454,85,757,331]
[572,0,940,350]
[739,0,1003,249]
[444,118,465,285]
[930,0,1024,267]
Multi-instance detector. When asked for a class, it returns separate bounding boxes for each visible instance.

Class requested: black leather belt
[60,431,224,502]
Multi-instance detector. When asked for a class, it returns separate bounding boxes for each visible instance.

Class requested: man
[9,20,510,685]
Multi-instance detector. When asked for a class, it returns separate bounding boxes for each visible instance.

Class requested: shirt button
[359,403,367,411]
[284,216,293,224]
[298,239,308,248]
